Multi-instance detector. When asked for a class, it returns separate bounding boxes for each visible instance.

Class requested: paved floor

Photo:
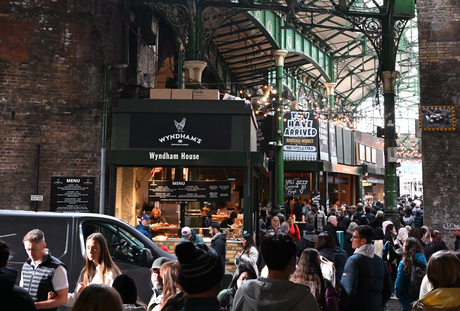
[387,297,402,311]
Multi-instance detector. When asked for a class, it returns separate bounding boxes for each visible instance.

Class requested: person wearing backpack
[394,237,427,311]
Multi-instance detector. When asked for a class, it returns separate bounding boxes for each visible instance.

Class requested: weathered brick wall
[0,0,126,210]
[418,0,460,248]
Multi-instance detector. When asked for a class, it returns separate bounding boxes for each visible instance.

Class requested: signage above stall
[284,177,310,196]
[129,113,232,149]
[148,180,232,202]
[283,111,318,161]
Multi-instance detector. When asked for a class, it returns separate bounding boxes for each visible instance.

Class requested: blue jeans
[401,302,412,311]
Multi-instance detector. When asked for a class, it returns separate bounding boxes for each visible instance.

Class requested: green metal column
[273,50,288,206]
[381,0,399,227]
[325,82,337,109]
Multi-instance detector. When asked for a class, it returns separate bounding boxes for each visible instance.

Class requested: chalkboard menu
[149,181,232,202]
[284,177,310,196]
[50,177,95,212]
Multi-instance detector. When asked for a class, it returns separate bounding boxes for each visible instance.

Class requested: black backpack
[407,263,426,299]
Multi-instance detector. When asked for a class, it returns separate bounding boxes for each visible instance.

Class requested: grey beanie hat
[175,242,224,294]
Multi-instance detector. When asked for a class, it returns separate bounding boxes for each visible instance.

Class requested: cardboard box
[193,89,220,100]
[171,89,193,100]
[150,89,171,99]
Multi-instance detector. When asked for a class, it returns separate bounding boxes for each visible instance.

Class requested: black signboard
[284,177,310,196]
[318,119,329,161]
[283,111,318,161]
[329,122,338,163]
[130,113,232,149]
[50,177,95,212]
[148,181,232,202]
[256,114,274,156]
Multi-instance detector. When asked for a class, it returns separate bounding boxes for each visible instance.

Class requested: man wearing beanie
[175,242,224,311]
[233,232,320,311]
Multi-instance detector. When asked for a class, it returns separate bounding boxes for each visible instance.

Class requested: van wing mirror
[141,248,154,267]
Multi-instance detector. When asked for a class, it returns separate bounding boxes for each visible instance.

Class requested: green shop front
[108,99,266,239]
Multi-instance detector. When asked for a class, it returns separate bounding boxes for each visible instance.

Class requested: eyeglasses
[352,236,362,239]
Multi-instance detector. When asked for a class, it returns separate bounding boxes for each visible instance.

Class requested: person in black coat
[340,226,392,311]
[423,230,448,261]
[209,223,227,268]
[370,210,384,229]
[323,215,340,247]
[296,224,317,257]
[0,241,37,311]
[220,212,238,230]
[343,222,359,257]
[316,231,348,284]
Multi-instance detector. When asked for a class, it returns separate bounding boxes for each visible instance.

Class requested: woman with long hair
[315,231,348,284]
[394,237,427,311]
[71,283,124,311]
[412,251,460,310]
[154,261,186,311]
[217,263,256,311]
[67,232,121,306]
[408,227,425,247]
[383,223,399,283]
[423,230,448,261]
[290,248,338,311]
[235,234,259,277]
[421,226,430,246]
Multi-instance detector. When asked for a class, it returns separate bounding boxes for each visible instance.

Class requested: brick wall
[0,0,132,210]
[418,0,460,248]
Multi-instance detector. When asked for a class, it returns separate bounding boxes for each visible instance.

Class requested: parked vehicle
[0,210,174,308]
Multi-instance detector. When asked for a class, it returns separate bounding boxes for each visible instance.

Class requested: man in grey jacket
[233,231,319,311]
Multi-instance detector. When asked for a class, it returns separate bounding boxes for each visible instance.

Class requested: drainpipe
[100,15,129,214]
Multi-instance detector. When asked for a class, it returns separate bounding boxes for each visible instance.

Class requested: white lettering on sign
[149,152,199,161]
[158,134,202,144]
[181,152,199,160]
[67,179,80,183]
[31,195,44,201]
[284,111,317,137]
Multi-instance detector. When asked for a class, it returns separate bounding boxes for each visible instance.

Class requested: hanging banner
[318,119,329,161]
[283,111,318,161]
[329,121,338,164]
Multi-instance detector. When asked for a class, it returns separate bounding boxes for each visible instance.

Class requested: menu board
[50,177,95,212]
[149,181,232,202]
[284,177,310,196]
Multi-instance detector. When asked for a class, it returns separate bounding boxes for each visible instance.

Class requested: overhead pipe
[100,3,130,214]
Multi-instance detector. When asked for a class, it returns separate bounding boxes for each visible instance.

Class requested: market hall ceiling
[137,0,416,112]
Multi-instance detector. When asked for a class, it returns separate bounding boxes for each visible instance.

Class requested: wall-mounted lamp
[339,188,346,193]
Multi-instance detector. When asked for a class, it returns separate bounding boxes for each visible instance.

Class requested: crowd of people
[2,194,460,311]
